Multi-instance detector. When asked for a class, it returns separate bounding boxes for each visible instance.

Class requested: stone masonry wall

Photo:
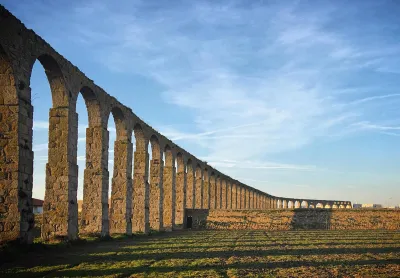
[187,209,400,230]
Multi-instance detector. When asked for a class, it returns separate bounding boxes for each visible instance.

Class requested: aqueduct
[0,6,351,244]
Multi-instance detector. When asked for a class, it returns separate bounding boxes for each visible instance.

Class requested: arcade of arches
[0,6,352,243]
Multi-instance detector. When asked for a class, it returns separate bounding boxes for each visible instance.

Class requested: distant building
[353,204,362,209]
[33,198,44,214]
[361,204,382,208]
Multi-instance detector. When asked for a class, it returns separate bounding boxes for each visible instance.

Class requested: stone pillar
[132,139,150,234]
[174,155,185,229]
[246,189,251,209]
[241,187,245,209]
[226,181,232,209]
[0,74,34,243]
[209,175,216,209]
[42,107,78,241]
[221,179,227,209]
[109,136,134,235]
[81,126,109,236]
[202,170,209,209]
[149,148,163,232]
[231,183,237,209]
[185,164,195,209]
[216,176,221,209]
[162,150,175,231]
[195,167,202,209]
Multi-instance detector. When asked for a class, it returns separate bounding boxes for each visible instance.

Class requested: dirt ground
[1,230,399,277]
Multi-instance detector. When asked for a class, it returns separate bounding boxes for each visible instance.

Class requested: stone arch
[148,135,163,231]
[301,200,308,208]
[339,204,345,209]
[288,200,294,208]
[32,53,79,241]
[132,123,150,234]
[175,152,185,228]
[332,204,338,209]
[185,158,195,209]
[162,144,175,231]
[346,204,352,209]
[325,204,331,209]
[29,54,69,108]
[0,44,34,243]
[282,200,287,209]
[316,203,324,208]
[195,163,203,209]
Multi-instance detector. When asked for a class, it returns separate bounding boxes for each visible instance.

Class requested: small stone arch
[301,200,308,208]
[325,204,331,209]
[332,204,338,209]
[316,203,324,208]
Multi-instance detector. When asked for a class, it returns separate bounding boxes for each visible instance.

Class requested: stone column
[162,150,175,231]
[226,181,232,209]
[185,164,195,209]
[174,155,186,229]
[241,187,246,209]
[81,126,109,236]
[231,183,237,209]
[109,136,134,235]
[132,139,150,234]
[42,107,78,241]
[216,176,221,209]
[0,73,34,243]
[202,170,209,209]
[221,179,227,209]
[195,167,202,209]
[246,189,251,209]
[209,175,216,209]
[149,148,163,232]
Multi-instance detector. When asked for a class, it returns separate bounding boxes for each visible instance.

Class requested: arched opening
[29,54,75,241]
[294,201,301,208]
[325,204,331,209]
[288,201,294,208]
[309,204,315,208]
[282,200,287,209]
[316,203,324,208]
[332,204,338,209]
[339,205,345,209]
[186,159,194,209]
[346,204,352,209]
[301,201,308,208]
[149,135,162,231]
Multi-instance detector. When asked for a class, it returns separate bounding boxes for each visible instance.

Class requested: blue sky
[3,0,400,206]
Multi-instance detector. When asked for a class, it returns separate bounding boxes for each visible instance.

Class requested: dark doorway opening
[186,216,193,229]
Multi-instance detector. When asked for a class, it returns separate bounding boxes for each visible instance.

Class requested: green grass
[1,230,399,277]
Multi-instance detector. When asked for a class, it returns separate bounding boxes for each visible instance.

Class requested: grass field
[1,230,399,277]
